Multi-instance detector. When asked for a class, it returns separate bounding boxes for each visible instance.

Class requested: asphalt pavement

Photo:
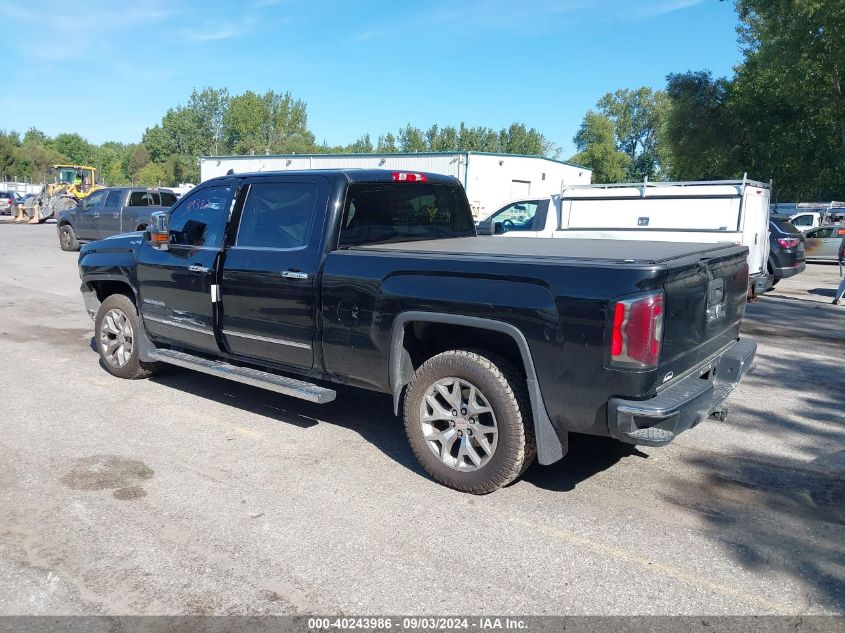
[0,219,842,616]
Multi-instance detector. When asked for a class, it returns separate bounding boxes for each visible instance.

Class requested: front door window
[491,201,540,233]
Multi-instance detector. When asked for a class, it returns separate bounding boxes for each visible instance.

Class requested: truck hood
[79,231,145,256]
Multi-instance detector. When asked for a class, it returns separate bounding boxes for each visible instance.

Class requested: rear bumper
[607,337,756,447]
[771,260,806,279]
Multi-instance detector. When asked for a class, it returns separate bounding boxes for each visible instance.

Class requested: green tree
[128,144,151,179]
[14,129,68,181]
[189,87,230,155]
[665,71,742,180]
[346,134,374,153]
[398,125,427,152]
[0,131,21,178]
[569,112,631,183]
[22,128,48,146]
[730,0,845,198]
[735,0,845,155]
[52,133,95,165]
[499,122,547,154]
[136,161,169,186]
[141,125,176,163]
[377,133,398,152]
[223,90,315,155]
[595,87,671,179]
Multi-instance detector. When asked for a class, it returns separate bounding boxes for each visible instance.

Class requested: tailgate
[658,247,748,384]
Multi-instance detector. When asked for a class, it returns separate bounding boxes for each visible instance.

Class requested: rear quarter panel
[320,250,667,436]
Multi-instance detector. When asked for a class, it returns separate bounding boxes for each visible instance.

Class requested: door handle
[281,270,309,280]
[188,264,210,273]
[113,212,120,218]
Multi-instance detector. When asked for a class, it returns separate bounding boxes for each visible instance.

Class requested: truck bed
[354,236,746,265]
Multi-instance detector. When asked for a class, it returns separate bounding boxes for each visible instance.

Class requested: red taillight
[610,292,664,368]
[776,237,800,248]
[611,303,625,356]
[392,172,427,182]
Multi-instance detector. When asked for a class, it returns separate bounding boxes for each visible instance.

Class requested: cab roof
[204,169,461,186]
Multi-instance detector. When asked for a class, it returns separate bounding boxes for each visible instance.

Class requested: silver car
[803,224,845,261]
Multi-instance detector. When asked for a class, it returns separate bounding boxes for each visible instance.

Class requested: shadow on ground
[148,366,425,476]
[149,363,651,494]
[669,291,845,612]
[663,449,845,612]
[808,287,836,298]
[521,434,647,492]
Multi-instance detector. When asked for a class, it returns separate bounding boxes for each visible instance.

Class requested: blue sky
[0,0,741,156]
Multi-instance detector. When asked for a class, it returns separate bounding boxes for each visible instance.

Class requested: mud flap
[527,377,567,465]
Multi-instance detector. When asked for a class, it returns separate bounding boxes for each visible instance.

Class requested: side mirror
[146,211,170,251]
[476,220,494,236]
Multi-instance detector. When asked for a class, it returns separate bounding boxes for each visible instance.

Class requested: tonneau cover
[354,236,744,265]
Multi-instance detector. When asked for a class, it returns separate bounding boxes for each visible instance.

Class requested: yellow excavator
[15,164,105,224]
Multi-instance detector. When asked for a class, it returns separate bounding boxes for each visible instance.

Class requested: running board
[148,349,337,404]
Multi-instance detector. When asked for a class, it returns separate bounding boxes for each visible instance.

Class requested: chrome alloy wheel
[419,377,499,471]
[99,308,134,368]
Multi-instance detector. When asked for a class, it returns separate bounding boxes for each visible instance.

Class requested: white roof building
[199,151,592,219]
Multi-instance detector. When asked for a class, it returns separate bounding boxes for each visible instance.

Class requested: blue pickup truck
[57,187,178,251]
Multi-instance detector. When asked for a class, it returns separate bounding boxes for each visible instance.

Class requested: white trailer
[477,177,772,293]
[199,151,592,219]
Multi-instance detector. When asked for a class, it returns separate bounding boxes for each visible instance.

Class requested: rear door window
[160,191,177,207]
[129,191,159,206]
[236,182,318,250]
[105,191,123,207]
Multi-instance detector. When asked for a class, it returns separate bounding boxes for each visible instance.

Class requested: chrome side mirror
[146,210,170,251]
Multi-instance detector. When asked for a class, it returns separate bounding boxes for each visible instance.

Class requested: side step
[148,349,337,404]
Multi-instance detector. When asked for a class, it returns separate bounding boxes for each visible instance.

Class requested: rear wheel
[59,224,79,251]
[403,349,536,494]
[94,294,160,380]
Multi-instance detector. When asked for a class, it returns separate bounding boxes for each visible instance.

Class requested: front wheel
[403,349,536,494]
[94,294,160,380]
[58,224,79,251]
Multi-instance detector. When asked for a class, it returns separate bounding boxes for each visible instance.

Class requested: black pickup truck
[78,169,756,493]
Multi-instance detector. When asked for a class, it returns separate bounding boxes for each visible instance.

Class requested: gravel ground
[0,221,842,616]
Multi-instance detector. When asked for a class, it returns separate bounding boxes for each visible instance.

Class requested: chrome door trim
[222,329,311,349]
[143,314,214,336]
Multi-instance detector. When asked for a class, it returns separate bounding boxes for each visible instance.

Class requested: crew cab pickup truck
[57,187,177,251]
[78,170,756,493]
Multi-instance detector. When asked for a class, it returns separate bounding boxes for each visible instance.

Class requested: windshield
[57,169,76,184]
[338,183,475,248]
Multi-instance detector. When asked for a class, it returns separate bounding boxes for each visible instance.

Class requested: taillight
[776,237,800,248]
[392,172,427,182]
[610,292,664,369]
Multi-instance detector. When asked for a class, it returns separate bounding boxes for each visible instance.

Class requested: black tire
[94,294,160,380]
[403,349,536,494]
[770,278,780,287]
[58,224,79,251]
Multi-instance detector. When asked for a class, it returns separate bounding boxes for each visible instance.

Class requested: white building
[199,151,592,219]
